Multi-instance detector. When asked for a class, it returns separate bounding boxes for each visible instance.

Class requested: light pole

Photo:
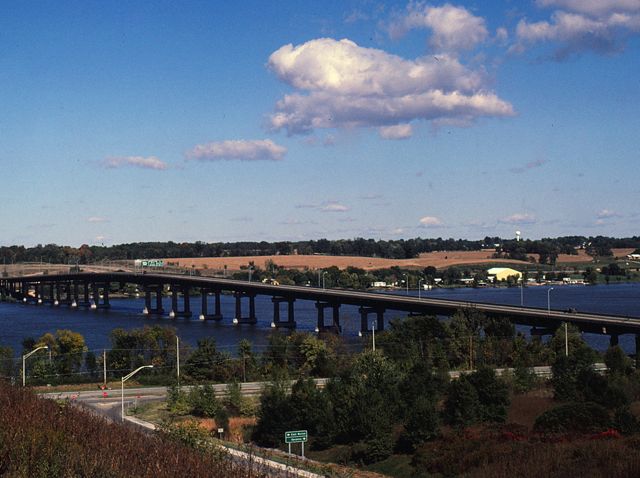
[564,322,569,357]
[322,271,328,290]
[418,279,424,300]
[248,266,253,282]
[22,345,48,387]
[403,274,409,295]
[121,365,153,422]
[371,321,376,351]
[520,273,524,306]
[547,287,554,314]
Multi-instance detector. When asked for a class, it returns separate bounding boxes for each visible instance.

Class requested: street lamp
[322,271,328,290]
[403,274,409,295]
[121,365,153,422]
[371,321,376,351]
[418,279,424,300]
[547,287,554,314]
[22,345,48,387]
[248,266,253,282]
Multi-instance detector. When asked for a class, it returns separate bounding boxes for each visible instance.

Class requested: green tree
[252,380,294,447]
[466,367,510,423]
[183,338,231,383]
[400,396,439,452]
[443,375,480,428]
[189,384,222,418]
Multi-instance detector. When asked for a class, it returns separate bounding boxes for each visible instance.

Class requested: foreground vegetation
[0,381,266,477]
[6,306,640,476]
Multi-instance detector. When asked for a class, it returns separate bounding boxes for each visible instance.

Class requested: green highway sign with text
[285,430,308,443]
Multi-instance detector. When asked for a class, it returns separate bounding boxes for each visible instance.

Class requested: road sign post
[284,430,308,458]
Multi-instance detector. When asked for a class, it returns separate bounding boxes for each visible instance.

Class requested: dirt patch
[507,392,556,429]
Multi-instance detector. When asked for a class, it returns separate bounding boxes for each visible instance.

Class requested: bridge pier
[143,285,164,315]
[315,302,340,333]
[41,283,55,305]
[200,289,222,320]
[170,286,192,318]
[610,333,619,347]
[91,283,110,309]
[233,292,257,324]
[272,297,296,329]
[359,307,384,335]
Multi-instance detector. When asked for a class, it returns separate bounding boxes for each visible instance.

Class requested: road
[41,380,327,478]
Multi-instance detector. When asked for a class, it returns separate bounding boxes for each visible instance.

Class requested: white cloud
[379,124,413,140]
[87,216,108,223]
[499,213,537,224]
[186,139,286,161]
[419,216,444,227]
[537,0,640,17]
[496,27,509,43]
[321,202,350,212]
[268,38,514,136]
[596,208,622,218]
[388,3,489,52]
[103,156,167,170]
[515,0,640,58]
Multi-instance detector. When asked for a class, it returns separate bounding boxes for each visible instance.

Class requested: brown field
[168,250,527,272]
[167,248,635,272]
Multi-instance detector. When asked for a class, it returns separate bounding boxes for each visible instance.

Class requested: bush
[613,407,640,435]
[467,366,510,423]
[512,364,538,393]
[189,384,221,418]
[399,396,439,452]
[534,402,611,434]
[167,383,191,415]
[443,375,480,428]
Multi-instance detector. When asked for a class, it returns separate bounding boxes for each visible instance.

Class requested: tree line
[2,235,640,265]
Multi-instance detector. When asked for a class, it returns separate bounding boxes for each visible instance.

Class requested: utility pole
[371,321,376,351]
[176,336,180,383]
[103,349,107,386]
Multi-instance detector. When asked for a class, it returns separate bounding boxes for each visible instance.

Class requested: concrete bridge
[2,272,640,349]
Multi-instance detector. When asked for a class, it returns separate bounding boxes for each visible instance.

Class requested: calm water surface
[1,283,638,354]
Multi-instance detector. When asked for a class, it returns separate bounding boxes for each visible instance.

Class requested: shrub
[189,384,221,418]
[467,366,510,423]
[399,396,440,452]
[166,383,191,415]
[443,375,480,428]
[534,402,611,434]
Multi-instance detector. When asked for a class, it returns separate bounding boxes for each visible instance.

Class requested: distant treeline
[1,235,639,265]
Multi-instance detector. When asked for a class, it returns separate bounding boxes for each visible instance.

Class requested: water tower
[516,230,521,242]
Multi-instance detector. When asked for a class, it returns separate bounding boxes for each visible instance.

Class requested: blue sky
[1,0,639,247]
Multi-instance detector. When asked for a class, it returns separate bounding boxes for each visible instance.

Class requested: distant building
[487,267,522,282]
[627,253,640,260]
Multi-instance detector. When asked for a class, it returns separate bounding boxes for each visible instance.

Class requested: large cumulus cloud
[267,38,514,137]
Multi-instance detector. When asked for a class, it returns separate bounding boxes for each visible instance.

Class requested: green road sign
[285,430,308,444]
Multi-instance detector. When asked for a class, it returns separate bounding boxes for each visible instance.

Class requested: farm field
[167,248,635,272]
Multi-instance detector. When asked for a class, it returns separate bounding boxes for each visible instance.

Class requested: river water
[1,283,639,354]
